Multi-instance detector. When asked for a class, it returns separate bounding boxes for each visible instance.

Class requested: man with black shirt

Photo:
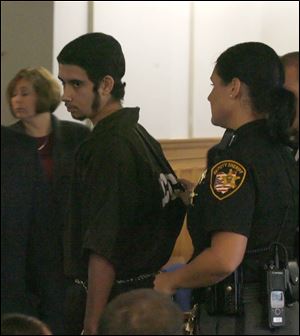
[57,32,187,335]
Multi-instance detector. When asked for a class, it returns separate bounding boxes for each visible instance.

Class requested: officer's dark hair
[57,32,126,101]
[97,289,184,335]
[216,42,295,145]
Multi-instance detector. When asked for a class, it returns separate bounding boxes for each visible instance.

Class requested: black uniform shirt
[188,120,298,282]
[64,107,186,280]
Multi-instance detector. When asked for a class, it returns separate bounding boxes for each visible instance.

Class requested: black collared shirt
[188,120,298,282]
[64,107,186,280]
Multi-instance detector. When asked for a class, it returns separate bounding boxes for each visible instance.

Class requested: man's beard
[73,91,100,121]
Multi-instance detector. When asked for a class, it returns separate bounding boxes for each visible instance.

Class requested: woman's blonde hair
[7,66,61,115]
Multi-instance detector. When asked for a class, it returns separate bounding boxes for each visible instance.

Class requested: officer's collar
[218,129,236,149]
[219,119,267,149]
[234,119,266,137]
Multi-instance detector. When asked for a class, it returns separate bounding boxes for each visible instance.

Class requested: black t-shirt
[188,120,299,282]
[64,107,186,280]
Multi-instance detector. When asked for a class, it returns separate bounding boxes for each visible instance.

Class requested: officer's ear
[98,75,115,96]
[229,77,241,99]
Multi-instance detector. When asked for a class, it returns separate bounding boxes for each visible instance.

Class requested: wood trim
[160,138,219,172]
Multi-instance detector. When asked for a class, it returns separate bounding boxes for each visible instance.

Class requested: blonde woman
[7,67,90,334]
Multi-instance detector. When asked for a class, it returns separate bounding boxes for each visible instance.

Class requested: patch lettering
[210,160,246,200]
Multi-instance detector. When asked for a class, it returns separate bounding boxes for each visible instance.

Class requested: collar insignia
[210,160,246,200]
[199,169,207,184]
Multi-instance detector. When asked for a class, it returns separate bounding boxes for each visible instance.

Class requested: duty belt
[243,283,261,303]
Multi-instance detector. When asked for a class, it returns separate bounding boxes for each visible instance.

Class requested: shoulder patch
[210,160,246,200]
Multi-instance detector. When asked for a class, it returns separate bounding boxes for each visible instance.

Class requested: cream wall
[193,1,299,138]
[52,1,299,138]
[52,1,88,123]
[192,1,264,138]
[1,1,54,125]
[93,1,191,139]
[1,1,299,138]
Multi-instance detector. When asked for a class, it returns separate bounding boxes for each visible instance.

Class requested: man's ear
[98,75,115,96]
[229,77,241,98]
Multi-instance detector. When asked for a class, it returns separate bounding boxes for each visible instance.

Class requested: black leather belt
[243,283,262,303]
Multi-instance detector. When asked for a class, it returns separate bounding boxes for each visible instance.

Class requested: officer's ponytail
[266,87,295,146]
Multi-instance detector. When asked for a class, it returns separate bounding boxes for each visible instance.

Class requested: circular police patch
[210,160,246,200]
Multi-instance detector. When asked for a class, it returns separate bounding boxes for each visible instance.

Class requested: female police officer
[154,42,299,334]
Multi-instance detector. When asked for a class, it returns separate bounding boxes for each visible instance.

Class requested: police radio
[265,243,288,329]
[267,269,286,328]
